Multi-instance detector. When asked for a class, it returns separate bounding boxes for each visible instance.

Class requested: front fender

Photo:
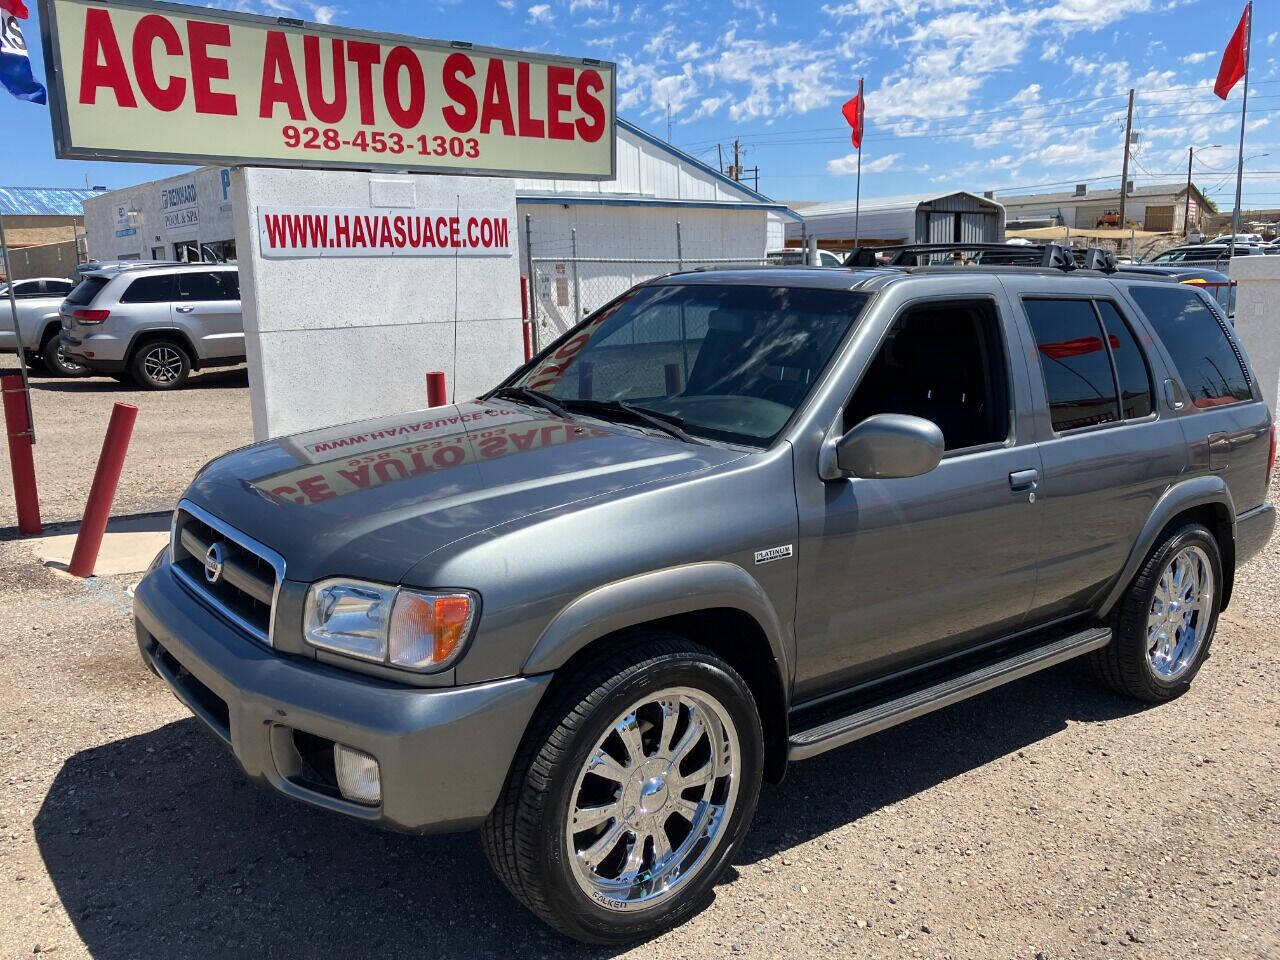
[1097,474,1235,617]
[521,560,791,682]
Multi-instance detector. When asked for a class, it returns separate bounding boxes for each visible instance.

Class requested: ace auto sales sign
[38,0,617,178]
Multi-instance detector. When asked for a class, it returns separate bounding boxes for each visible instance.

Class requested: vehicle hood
[185,399,747,584]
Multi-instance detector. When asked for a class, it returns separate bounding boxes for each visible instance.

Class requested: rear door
[1006,278,1188,621]
[175,270,243,360]
[1123,281,1271,514]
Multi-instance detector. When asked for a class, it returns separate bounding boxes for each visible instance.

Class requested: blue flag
[0,14,46,104]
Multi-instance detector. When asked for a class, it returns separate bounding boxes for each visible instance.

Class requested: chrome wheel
[1146,544,1214,682]
[142,346,183,383]
[566,687,741,910]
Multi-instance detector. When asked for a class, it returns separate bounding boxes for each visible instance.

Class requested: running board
[787,626,1112,762]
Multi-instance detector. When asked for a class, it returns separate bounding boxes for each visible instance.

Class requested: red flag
[0,0,30,19]
[842,77,865,150]
[1214,3,1250,100]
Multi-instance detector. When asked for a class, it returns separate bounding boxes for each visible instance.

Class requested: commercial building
[996,182,1212,234]
[82,120,798,338]
[784,191,1006,250]
[0,186,101,281]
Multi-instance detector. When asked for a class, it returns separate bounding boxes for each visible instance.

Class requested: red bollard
[1,374,41,535]
[68,402,138,577]
[522,321,534,362]
[520,275,529,320]
[426,371,448,408]
[664,363,683,396]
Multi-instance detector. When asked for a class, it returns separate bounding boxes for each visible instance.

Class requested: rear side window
[178,271,238,301]
[1095,301,1153,419]
[1128,285,1252,409]
[1025,299,1121,431]
[44,280,74,295]
[121,274,176,304]
[65,276,108,306]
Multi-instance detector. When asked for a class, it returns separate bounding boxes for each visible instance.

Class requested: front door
[792,296,1043,701]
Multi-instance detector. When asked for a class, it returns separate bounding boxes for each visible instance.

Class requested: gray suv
[60,263,243,389]
[132,250,1275,943]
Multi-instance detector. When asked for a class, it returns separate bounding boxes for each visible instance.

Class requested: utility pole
[732,139,741,182]
[1118,87,1135,255]
[1184,147,1194,238]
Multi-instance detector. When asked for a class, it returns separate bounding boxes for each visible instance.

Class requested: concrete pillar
[1227,254,1280,414]
[806,234,819,266]
[232,168,523,440]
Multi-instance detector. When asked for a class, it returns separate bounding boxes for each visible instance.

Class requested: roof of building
[787,191,1005,218]
[0,186,105,217]
[998,182,1208,209]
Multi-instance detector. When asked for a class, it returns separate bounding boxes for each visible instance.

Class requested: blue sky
[4,0,1280,210]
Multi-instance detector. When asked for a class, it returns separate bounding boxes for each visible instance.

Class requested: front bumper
[133,562,550,833]
[1236,501,1276,565]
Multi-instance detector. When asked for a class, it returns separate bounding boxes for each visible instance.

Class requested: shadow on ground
[34,660,1144,959]
[22,367,250,392]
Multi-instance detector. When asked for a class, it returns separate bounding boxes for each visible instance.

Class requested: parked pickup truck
[132,245,1275,944]
[0,276,86,376]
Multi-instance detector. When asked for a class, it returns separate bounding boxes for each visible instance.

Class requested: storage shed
[786,191,1006,251]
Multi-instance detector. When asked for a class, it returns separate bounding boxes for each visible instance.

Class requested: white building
[83,119,799,341]
[786,191,1006,251]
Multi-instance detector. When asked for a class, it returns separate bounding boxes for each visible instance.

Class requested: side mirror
[833,413,944,479]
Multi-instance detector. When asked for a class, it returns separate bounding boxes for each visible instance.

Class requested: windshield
[512,283,868,446]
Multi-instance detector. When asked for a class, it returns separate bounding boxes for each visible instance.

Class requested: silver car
[60,263,244,389]
[0,276,87,376]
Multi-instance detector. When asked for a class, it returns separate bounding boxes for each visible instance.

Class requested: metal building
[786,191,1006,251]
[0,186,101,281]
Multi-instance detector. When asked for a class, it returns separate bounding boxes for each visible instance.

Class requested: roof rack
[844,242,1116,274]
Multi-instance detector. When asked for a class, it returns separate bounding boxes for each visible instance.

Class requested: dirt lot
[0,370,1277,960]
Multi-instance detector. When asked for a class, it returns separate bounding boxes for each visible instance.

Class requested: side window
[1128,285,1252,408]
[844,299,1009,452]
[178,271,236,301]
[44,280,74,295]
[121,274,176,304]
[224,272,240,299]
[13,280,42,298]
[1024,298,1120,432]
[1095,301,1153,419]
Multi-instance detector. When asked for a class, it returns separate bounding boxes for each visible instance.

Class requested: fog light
[334,744,382,806]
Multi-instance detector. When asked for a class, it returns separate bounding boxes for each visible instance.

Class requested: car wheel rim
[143,347,182,383]
[55,344,84,373]
[565,686,741,911]
[1146,544,1213,682]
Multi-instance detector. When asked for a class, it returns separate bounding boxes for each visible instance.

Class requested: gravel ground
[0,365,252,530]
[0,375,1277,959]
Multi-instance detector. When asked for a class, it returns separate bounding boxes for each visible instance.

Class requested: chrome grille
[170,500,285,646]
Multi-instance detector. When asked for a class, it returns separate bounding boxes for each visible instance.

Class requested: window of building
[844,299,1010,451]
[121,274,176,304]
[1128,285,1252,408]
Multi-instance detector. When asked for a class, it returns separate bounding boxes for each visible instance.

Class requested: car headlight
[303,578,477,673]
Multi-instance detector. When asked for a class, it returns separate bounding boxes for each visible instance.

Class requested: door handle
[175,306,195,314]
[1009,468,1039,492]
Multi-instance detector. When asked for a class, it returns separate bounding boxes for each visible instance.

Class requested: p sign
[38,0,616,178]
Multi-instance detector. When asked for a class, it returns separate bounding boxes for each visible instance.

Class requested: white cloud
[311,4,336,22]
[497,0,514,9]
[1182,51,1215,64]
[827,152,903,175]
[527,3,551,23]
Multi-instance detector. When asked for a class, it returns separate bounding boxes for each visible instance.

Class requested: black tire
[40,333,90,378]
[1091,523,1223,703]
[129,339,190,390]
[482,632,764,944]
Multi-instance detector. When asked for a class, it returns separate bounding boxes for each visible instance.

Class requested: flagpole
[854,77,863,250]
[1229,1,1252,262]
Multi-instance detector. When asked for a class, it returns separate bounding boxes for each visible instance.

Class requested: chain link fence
[524,217,768,342]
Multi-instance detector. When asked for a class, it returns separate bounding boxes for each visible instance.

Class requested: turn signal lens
[334,743,382,806]
[73,309,110,323]
[1267,423,1277,489]
[388,591,475,671]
